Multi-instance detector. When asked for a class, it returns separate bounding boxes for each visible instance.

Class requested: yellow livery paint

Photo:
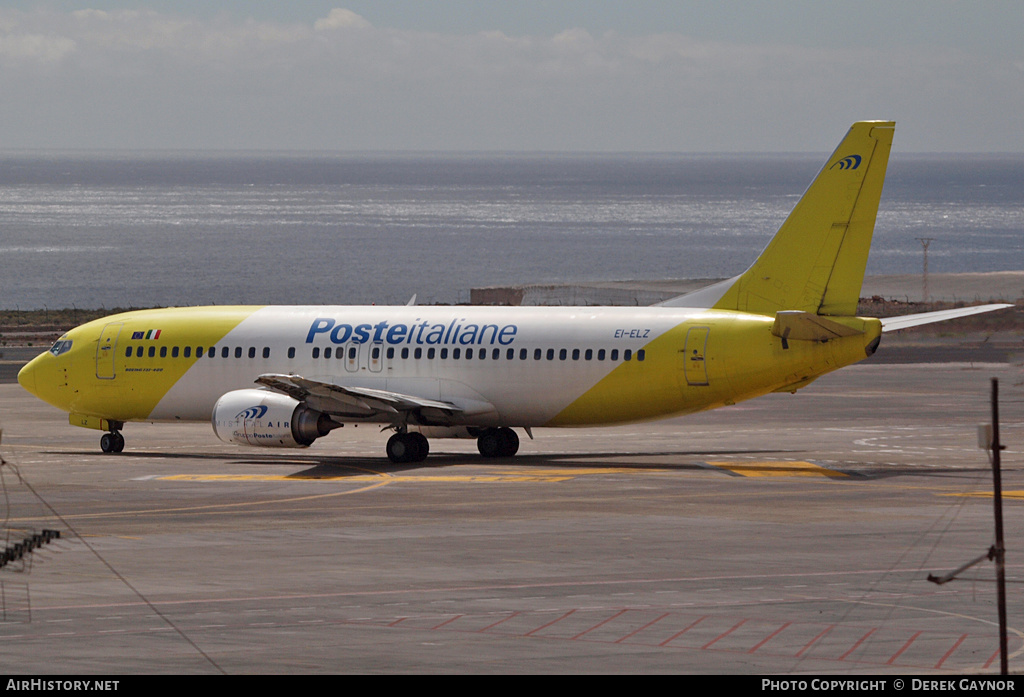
[16,121,1013,462]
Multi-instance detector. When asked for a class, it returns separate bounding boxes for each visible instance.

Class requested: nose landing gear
[100,431,125,453]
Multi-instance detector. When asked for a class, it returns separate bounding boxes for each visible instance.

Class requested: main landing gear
[386,431,429,464]
[477,427,519,458]
[385,427,520,463]
[99,431,125,453]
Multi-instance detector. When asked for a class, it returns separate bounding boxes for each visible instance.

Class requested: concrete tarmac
[1,362,1024,674]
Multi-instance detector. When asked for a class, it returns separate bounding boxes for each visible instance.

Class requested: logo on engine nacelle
[235,405,268,419]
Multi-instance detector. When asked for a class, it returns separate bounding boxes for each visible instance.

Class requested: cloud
[314,8,371,31]
[0,7,1019,151]
[0,32,76,63]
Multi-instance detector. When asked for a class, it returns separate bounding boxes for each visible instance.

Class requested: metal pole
[991,378,1008,675]
[916,237,934,302]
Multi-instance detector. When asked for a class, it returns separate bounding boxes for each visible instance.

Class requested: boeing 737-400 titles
[17,122,1012,462]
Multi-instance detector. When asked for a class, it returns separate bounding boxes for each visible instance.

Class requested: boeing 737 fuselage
[17,122,1011,462]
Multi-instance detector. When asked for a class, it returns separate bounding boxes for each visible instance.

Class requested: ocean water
[0,152,1022,310]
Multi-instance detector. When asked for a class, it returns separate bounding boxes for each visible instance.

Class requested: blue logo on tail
[830,154,862,170]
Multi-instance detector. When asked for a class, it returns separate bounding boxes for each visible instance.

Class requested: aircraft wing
[254,373,464,423]
[879,303,1013,332]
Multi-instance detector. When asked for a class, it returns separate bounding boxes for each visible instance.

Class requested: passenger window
[196,346,203,358]
[493,348,501,360]
[611,349,619,361]
[453,348,461,359]
[371,347,380,359]
[547,349,554,360]
[440,348,448,359]
[427,348,435,359]
[637,349,646,361]
[160,346,167,358]
[466,348,474,359]
[534,348,541,360]
[414,347,423,359]
[585,349,593,360]
[387,347,395,359]
[288,347,295,359]
[184,347,192,358]
[598,349,606,361]
[137,346,144,358]
[572,349,580,360]
[248,347,256,359]
[148,346,155,358]
[172,346,179,358]
[222,347,230,358]
[401,348,409,359]
[312,347,320,359]
[519,348,527,360]
[559,349,567,360]
[624,349,632,361]
[348,347,356,359]
[263,347,270,359]
[125,347,132,358]
[234,347,242,358]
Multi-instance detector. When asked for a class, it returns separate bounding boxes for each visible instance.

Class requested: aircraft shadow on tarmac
[49,446,802,475]
[43,448,1004,481]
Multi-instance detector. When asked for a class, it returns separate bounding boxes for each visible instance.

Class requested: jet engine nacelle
[212,389,337,448]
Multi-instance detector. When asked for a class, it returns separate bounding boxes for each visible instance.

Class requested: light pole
[915,237,934,302]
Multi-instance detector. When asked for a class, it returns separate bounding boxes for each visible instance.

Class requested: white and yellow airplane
[17,121,1011,462]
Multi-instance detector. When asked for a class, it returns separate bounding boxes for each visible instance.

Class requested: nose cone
[17,354,40,397]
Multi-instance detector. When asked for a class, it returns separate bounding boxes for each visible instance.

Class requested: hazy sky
[2,1,1021,151]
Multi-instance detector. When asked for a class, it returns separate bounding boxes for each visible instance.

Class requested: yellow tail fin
[710,121,895,317]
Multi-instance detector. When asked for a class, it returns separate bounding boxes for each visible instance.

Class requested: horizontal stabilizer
[880,304,1013,332]
[771,311,864,342]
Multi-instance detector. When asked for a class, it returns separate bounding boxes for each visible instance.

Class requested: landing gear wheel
[477,428,519,458]
[100,432,124,454]
[387,432,430,464]
[477,431,502,458]
[407,432,429,462]
[497,427,519,457]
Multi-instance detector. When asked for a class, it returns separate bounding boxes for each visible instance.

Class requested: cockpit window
[49,339,73,357]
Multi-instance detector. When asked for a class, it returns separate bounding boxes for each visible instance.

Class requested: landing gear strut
[386,431,429,464]
[477,427,519,458]
[100,431,125,454]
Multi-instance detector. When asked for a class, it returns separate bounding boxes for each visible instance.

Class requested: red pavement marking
[887,630,922,665]
[839,627,878,661]
[659,615,708,647]
[934,634,968,670]
[430,615,462,630]
[477,611,520,632]
[524,609,576,637]
[571,609,628,640]
[795,625,835,658]
[615,612,671,644]
[702,619,748,650]
[749,622,792,654]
